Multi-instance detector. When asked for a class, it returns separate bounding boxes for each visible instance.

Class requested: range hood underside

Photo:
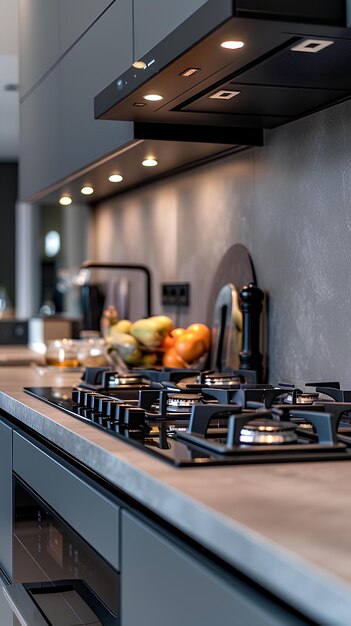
[38,0,351,205]
[95,6,351,130]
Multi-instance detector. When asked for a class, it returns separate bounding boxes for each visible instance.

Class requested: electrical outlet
[161,283,190,307]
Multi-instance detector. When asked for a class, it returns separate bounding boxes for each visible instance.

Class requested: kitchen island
[0,365,350,625]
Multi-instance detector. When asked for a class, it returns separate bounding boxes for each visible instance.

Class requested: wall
[0,163,17,309]
[38,202,89,315]
[91,99,351,387]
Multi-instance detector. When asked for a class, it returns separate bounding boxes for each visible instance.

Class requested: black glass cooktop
[24,386,351,467]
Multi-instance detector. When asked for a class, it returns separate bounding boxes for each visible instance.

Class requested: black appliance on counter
[24,374,351,467]
[0,320,28,345]
[79,261,152,331]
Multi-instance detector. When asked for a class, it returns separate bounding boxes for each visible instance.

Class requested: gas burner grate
[23,382,351,467]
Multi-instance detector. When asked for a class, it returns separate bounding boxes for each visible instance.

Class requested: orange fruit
[171,328,186,339]
[175,332,206,363]
[186,323,211,351]
[161,335,175,349]
[162,348,187,369]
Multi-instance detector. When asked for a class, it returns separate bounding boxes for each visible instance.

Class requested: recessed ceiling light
[143,94,163,101]
[291,39,334,53]
[59,195,72,206]
[133,60,147,69]
[221,41,244,50]
[210,90,240,100]
[142,158,158,167]
[81,186,94,195]
[109,174,123,183]
[179,68,201,78]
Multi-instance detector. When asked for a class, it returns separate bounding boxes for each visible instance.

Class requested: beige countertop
[0,365,350,625]
[0,346,45,366]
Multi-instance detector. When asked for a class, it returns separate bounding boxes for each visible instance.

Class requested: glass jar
[76,337,108,367]
[45,339,80,368]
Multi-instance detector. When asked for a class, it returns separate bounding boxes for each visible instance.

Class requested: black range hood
[95,0,351,130]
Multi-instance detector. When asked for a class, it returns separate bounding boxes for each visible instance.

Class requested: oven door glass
[9,478,119,625]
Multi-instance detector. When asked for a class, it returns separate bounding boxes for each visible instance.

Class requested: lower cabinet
[0,571,12,626]
[0,425,120,624]
[121,510,311,626]
[0,419,12,581]
[0,417,314,626]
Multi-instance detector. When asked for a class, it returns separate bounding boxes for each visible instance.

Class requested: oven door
[2,580,116,626]
[2,477,119,625]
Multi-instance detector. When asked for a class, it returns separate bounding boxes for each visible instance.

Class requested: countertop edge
[1,387,351,626]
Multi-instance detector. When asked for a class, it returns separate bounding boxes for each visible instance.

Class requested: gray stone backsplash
[90,98,351,388]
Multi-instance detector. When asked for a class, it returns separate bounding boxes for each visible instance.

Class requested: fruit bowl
[104,314,211,370]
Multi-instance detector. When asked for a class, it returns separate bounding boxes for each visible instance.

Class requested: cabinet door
[59,0,133,181]
[13,432,120,571]
[121,511,310,626]
[133,0,207,61]
[0,571,13,626]
[19,68,61,201]
[0,420,12,581]
[19,0,59,98]
[59,0,114,55]
[19,0,115,97]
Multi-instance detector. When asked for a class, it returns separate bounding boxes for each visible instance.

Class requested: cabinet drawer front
[0,572,13,626]
[0,421,12,580]
[122,511,310,626]
[13,432,119,570]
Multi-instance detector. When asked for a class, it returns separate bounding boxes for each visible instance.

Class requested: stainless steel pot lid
[240,418,298,445]
[167,393,201,412]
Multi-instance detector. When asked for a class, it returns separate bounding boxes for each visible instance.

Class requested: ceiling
[0,0,19,161]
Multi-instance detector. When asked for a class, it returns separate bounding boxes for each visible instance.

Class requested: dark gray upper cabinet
[59,0,114,56]
[19,0,59,97]
[121,511,310,626]
[133,0,208,61]
[20,67,61,200]
[59,0,133,181]
[19,0,115,98]
[19,0,134,201]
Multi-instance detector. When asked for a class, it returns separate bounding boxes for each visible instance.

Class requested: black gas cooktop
[23,374,351,467]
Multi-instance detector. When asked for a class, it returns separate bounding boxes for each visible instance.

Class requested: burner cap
[109,374,144,387]
[200,373,241,386]
[167,393,201,412]
[284,392,319,405]
[240,419,298,445]
[296,393,319,404]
